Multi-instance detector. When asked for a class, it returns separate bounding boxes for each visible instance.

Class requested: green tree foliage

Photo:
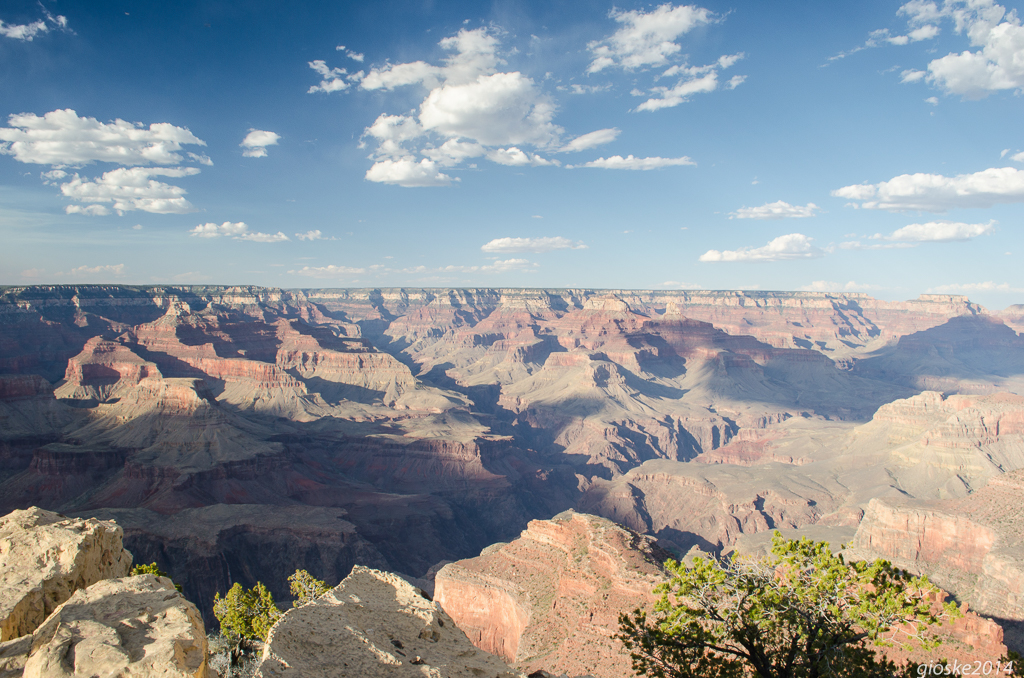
[617,533,961,678]
[130,561,182,592]
[213,581,281,642]
[288,569,329,607]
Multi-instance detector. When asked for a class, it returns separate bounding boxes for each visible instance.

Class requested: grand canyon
[1,284,1022,675]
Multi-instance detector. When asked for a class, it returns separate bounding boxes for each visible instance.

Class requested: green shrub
[617,533,961,678]
[213,581,281,642]
[288,569,329,607]
[130,562,181,592]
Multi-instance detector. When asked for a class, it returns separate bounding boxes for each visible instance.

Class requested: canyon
[1,284,1022,662]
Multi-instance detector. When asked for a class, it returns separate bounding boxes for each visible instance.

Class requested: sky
[1,0,1023,310]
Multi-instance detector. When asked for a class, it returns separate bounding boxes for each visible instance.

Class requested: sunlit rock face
[0,507,132,642]
[255,565,522,678]
[2,284,1023,642]
[435,511,670,678]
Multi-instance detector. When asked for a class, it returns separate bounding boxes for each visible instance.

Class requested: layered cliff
[434,511,670,678]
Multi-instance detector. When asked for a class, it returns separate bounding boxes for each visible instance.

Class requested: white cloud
[360,61,442,91]
[569,154,695,170]
[66,204,111,216]
[308,60,353,93]
[190,221,287,242]
[927,281,1024,293]
[336,45,364,62]
[901,69,927,83]
[421,139,485,167]
[290,264,368,278]
[839,240,917,250]
[1012,151,1024,162]
[886,220,995,241]
[481,236,587,253]
[559,128,620,153]
[925,96,940,105]
[923,0,1024,98]
[190,221,248,237]
[726,75,746,89]
[485,147,557,166]
[833,166,1024,211]
[239,231,289,243]
[586,4,715,73]
[0,11,65,40]
[0,109,206,166]
[418,71,560,147]
[240,129,280,158]
[440,258,538,273]
[0,19,48,40]
[60,166,200,214]
[699,233,824,262]
[799,280,883,292]
[637,70,720,111]
[68,264,125,277]
[365,158,455,187]
[730,201,819,220]
[295,230,323,241]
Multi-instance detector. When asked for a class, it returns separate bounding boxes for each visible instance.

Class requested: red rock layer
[435,511,669,678]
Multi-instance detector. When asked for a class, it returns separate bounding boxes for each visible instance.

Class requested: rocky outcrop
[255,565,521,677]
[0,508,132,642]
[434,511,669,678]
[0,574,208,678]
[848,470,1024,649]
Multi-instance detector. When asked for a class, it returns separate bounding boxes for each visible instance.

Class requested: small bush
[288,569,329,607]
[130,561,182,592]
[213,582,281,642]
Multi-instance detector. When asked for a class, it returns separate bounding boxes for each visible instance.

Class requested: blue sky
[1,0,1023,309]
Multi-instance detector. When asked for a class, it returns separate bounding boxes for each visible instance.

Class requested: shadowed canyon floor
[2,285,1023,650]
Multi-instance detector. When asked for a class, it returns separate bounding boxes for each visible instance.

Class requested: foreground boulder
[0,508,132,642]
[255,565,522,677]
[434,511,670,678]
[0,574,209,677]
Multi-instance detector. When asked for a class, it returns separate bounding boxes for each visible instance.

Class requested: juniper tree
[617,533,960,678]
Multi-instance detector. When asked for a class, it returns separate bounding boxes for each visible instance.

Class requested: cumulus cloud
[923,0,1024,98]
[60,167,200,214]
[66,204,111,216]
[833,166,1024,211]
[190,221,288,242]
[315,27,574,187]
[290,264,367,278]
[559,128,620,153]
[295,230,323,241]
[699,233,824,262]
[365,158,455,187]
[586,4,715,73]
[440,258,538,273]
[730,201,819,219]
[0,109,205,166]
[569,154,695,170]
[481,236,587,253]
[886,220,995,241]
[240,129,280,158]
[66,264,125,277]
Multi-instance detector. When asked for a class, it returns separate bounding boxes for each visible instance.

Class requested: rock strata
[0,507,132,642]
[434,511,669,678]
[255,565,521,677]
[0,574,208,678]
